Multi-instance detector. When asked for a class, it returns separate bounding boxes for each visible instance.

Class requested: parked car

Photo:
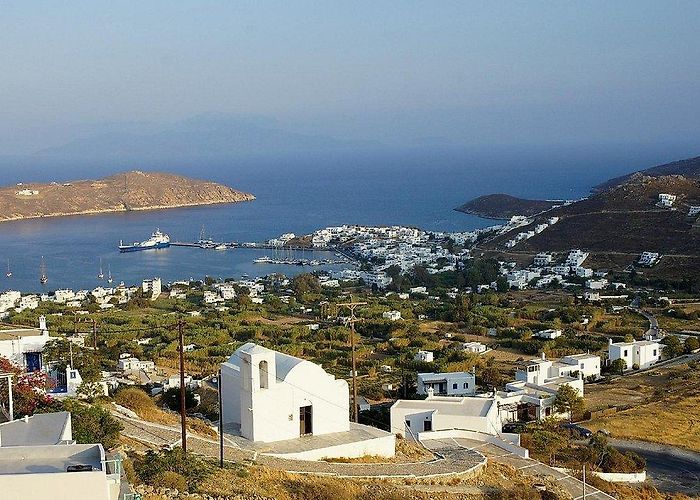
[559,423,593,438]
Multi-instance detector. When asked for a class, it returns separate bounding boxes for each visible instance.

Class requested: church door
[299,405,313,436]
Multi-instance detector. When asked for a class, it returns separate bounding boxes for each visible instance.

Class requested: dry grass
[584,364,700,452]
[115,387,216,438]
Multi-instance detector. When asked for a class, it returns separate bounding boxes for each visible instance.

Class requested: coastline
[0,196,255,224]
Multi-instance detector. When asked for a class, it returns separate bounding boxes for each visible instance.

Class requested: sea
[0,144,693,293]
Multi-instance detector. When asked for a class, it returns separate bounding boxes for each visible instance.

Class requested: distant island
[0,170,255,223]
[455,194,562,219]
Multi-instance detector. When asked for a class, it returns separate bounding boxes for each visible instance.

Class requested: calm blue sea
[0,144,690,292]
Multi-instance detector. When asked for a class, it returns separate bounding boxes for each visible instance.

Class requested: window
[623,350,628,357]
[423,420,432,432]
[653,349,657,356]
[69,371,76,379]
[259,360,269,389]
[405,420,411,428]
[452,383,457,390]
[580,363,584,369]
[463,382,468,389]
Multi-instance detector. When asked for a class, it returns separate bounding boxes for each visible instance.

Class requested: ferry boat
[119,229,170,252]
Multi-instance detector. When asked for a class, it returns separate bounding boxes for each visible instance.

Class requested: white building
[0,412,121,500]
[0,316,54,371]
[220,343,350,443]
[414,350,434,363]
[638,252,660,267]
[534,329,562,339]
[462,341,487,353]
[142,277,162,299]
[565,249,589,267]
[586,278,609,290]
[417,371,476,396]
[382,310,402,321]
[117,357,155,372]
[658,193,677,207]
[533,253,553,267]
[607,339,661,370]
[515,352,600,384]
[688,206,700,217]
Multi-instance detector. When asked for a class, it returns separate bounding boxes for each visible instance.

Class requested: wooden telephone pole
[337,298,366,423]
[177,320,187,452]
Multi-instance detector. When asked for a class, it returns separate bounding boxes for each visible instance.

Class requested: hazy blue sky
[1,1,699,154]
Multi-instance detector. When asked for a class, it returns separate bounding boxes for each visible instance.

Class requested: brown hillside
[0,170,255,222]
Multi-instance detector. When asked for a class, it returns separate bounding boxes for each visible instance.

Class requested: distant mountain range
[36,114,380,160]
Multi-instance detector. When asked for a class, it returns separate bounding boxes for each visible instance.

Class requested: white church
[220,343,394,459]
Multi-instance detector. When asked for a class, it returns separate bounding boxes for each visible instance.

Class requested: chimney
[426,387,435,399]
[608,338,613,345]
[39,315,47,334]
[540,352,546,360]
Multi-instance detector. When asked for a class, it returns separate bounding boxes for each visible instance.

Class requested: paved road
[610,439,700,495]
[116,414,486,479]
[423,437,614,500]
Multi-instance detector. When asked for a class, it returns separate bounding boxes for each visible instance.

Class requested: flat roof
[392,395,493,417]
[0,444,103,474]
[0,328,44,341]
[0,412,71,446]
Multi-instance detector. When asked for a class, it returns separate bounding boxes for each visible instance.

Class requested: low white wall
[552,467,647,483]
[266,434,396,461]
[418,429,529,459]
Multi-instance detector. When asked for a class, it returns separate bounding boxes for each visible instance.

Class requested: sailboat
[97,257,104,280]
[107,264,113,284]
[39,256,48,284]
[5,259,11,278]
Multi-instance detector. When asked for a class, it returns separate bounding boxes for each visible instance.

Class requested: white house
[638,252,660,267]
[565,249,589,267]
[220,343,350,443]
[607,339,661,370]
[516,353,600,384]
[382,310,402,321]
[414,350,434,363]
[0,316,54,371]
[533,253,553,267]
[586,278,609,290]
[417,371,476,397]
[658,193,677,207]
[0,412,121,500]
[462,341,487,353]
[142,277,162,299]
[117,356,155,372]
[534,329,562,339]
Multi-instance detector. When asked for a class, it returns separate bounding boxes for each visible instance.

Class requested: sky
[1,1,700,155]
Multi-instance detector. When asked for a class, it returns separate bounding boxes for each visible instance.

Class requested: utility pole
[177,320,187,452]
[337,298,367,423]
[582,464,587,499]
[92,319,97,350]
[218,368,224,468]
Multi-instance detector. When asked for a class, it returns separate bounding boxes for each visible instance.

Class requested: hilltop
[464,154,700,280]
[0,171,255,223]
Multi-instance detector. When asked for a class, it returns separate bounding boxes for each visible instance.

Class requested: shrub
[133,448,213,492]
[152,471,188,491]
[115,387,155,414]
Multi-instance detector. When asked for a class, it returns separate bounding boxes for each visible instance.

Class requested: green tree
[662,336,684,359]
[685,336,700,353]
[291,273,321,298]
[161,387,199,412]
[611,358,627,375]
[62,400,123,449]
[553,384,584,421]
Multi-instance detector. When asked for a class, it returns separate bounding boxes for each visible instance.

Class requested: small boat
[97,257,104,279]
[39,256,48,285]
[215,244,227,250]
[107,264,113,284]
[5,259,11,278]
